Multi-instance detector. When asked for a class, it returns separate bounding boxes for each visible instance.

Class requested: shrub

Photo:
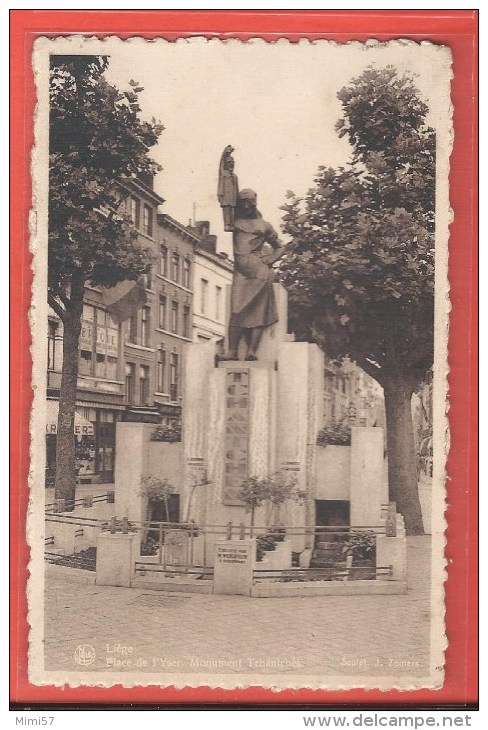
[150,423,181,442]
[316,422,352,446]
[255,526,287,561]
[140,537,159,556]
[341,530,376,561]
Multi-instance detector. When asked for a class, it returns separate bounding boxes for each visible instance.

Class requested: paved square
[43,537,432,682]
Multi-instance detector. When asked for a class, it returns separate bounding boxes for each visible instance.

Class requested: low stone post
[51,520,77,556]
[96,530,140,587]
[213,539,256,596]
[376,534,407,582]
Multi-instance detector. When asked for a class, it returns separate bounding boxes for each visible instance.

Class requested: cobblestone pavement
[44,537,432,681]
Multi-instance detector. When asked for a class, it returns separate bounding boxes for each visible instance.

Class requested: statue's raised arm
[217,145,239,232]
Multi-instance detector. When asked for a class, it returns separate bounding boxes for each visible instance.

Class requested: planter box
[251,579,407,598]
[315,446,350,500]
[257,540,292,570]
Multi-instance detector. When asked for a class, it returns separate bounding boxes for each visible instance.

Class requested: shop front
[45,400,120,486]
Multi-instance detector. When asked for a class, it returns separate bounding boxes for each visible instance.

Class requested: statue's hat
[238,188,257,201]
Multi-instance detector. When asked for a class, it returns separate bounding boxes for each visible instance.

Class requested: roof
[195,245,234,272]
[157,213,201,244]
[119,176,165,206]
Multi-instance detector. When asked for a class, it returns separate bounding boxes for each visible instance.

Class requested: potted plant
[341,530,376,580]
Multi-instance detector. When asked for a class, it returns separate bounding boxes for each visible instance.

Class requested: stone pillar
[276,342,324,551]
[114,422,148,524]
[213,539,255,596]
[182,340,216,526]
[349,427,384,527]
[95,532,140,588]
[201,362,277,563]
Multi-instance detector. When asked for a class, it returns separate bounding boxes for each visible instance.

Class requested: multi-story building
[47,287,127,485]
[323,357,385,431]
[147,212,199,424]
[188,221,233,344]
[45,175,201,485]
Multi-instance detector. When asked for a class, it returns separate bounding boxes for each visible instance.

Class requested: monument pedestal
[182,284,324,564]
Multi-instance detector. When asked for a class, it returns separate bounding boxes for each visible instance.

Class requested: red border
[10,10,478,707]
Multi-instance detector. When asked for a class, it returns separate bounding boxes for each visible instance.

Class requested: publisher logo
[74,644,96,666]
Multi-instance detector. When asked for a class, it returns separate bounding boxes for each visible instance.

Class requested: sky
[101,38,452,256]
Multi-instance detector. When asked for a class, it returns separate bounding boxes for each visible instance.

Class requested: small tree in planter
[139,475,176,556]
[238,470,307,538]
[140,475,175,523]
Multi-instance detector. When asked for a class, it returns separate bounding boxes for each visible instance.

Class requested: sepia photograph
[25,33,453,692]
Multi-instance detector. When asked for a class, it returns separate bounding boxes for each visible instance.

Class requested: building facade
[47,287,127,485]
[323,358,385,431]
[45,176,201,485]
[188,221,233,344]
[147,213,199,423]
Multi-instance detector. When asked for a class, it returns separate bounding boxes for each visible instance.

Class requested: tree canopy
[48,55,164,300]
[48,55,164,507]
[278,66,436,533]
[279,65,435,389]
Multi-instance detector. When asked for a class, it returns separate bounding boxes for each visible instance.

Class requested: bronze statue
[218,147,290,360]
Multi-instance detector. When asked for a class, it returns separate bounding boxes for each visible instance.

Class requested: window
[200,279,208,314]
[159,295,167,329]
[79,314,94,375]
[79,350,93,376]
[157,347,166,393]
[106,356,118,380]
[125,363,135,404]
[141,306,150,347]
[171,301,179,334]
[47,321,58,370]
[183,258,191,288]
[127,314,137,344]
[143,204,153,236]
[78,305,119,380]
[172,253,180,282]
[130,197,140,228]
[95,352,106,378]
[83,303,95,322]
[170,353,179,401]
[160,244,168,277]
[145,269,152,290]
[183,306,190,339]
[140,365,150,405]
[215,285,222,320]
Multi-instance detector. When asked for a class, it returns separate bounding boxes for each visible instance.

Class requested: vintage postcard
[26,34,453,692]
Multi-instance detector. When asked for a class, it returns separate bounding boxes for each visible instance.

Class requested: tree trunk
[54,274,85,510]
[164,496,170,523]
[250,507,255,538]
[383,372,424,535]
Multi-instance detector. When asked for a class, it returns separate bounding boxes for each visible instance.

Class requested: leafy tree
[48,55,163,508]
[238,471,305,535]
[279,66,435,534]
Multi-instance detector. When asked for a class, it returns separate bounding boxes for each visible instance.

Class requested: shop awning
[46,400,95,436]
